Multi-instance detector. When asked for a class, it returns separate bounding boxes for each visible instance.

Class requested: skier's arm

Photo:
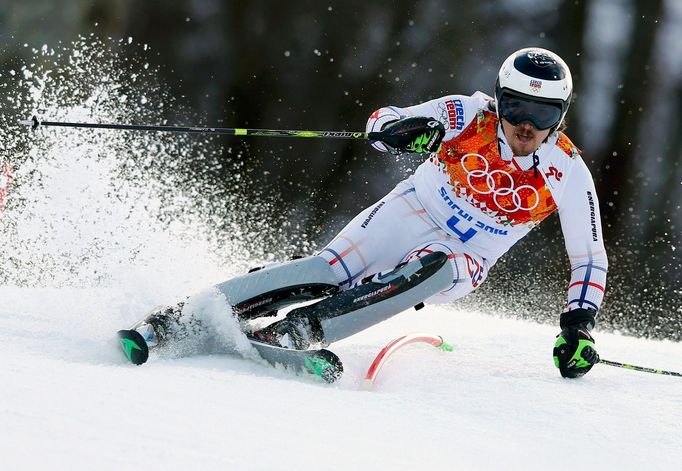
[552,157,607,378]
[366,95,473,152]
[556,157,609,326]
[366,105,410,152]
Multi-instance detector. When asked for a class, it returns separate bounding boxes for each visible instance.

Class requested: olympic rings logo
[460,153,540,213]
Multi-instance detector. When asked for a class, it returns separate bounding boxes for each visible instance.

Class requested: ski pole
[19,115,371,140]
[598,358,682,377]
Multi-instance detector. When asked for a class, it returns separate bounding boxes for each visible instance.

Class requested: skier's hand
[369,116,445,155]
[553,325,599,378]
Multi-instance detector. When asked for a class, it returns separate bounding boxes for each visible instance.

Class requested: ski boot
[251,314,324,350]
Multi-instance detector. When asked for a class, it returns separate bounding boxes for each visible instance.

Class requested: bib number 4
[446,215,477,243]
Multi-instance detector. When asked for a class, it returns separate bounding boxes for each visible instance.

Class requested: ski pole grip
[367,130,385,141]
[18,116,40,129]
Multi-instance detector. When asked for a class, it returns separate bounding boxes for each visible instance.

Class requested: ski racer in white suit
[317,47,608,378]
[125,48,606,379]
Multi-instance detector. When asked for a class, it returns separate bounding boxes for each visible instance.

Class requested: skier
[119,47,607,379]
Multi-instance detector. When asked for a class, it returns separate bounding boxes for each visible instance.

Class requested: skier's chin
[501,119,550,156]
[509,141,539,156]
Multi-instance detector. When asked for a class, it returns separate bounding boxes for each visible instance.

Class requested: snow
[2,285,681,470]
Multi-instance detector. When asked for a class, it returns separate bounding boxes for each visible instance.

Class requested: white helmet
[495,47,573,132]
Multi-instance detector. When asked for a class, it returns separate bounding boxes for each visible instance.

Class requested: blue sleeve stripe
[579,263,592,305]
[571,263,607,273]
[568,299,599,310]
[387,106,405,118]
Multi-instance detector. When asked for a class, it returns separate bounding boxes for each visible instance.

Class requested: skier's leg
[123,255,341,350]
[121,177,460,356]
[254,240,491,349]
[253,178,472,348]
[253,251,455,349]
[399,239,491,304]
[215,255,339,319]
[318,176,456,288]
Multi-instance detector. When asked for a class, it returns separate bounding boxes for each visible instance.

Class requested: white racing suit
[125,92,609,356]
[318,91,608,317]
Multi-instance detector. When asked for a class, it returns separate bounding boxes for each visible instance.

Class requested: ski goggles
[498,92,563,130]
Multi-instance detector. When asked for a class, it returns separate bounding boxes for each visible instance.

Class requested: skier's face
[501,119,551,156]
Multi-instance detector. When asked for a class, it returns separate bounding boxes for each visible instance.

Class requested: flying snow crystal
[0,36,297,289]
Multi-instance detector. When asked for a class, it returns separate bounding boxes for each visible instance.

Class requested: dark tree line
[1,0,680,337]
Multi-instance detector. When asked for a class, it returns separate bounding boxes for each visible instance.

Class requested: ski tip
[117,329,149,365]
[306,349,343,383]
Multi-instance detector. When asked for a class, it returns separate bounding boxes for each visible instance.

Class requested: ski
[247,337,343,383]
[117,329,149,365]
[116,329,343,383]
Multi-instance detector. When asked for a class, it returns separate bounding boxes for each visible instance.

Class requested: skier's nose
[518,121,536,131]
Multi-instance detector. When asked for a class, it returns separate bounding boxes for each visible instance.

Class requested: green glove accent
[570,339,597,369]
[553,327,599,378]
[406,130,441,154]
[553,336,567,368]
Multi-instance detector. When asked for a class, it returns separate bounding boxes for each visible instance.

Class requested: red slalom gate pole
[363,333,453,388]
[0,163,12,211]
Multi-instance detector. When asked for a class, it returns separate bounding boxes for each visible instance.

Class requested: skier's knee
[215,255,340,319]
[424,252,488,304]
[277,251,454,344]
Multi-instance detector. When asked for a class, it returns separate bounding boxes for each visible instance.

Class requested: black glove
[553,309,599,378]
[369,116,445,155]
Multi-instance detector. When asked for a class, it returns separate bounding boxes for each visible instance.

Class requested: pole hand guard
[369,116,445,155]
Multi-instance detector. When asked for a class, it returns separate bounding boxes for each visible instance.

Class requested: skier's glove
[369,116,445,155]
[553,309,599,378]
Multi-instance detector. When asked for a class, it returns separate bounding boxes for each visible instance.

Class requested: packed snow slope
[2,285,682,471]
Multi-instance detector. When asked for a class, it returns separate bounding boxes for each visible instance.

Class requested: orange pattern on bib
[433,111,557,227]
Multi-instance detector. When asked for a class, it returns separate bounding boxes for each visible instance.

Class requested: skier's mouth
[516,132,534,144]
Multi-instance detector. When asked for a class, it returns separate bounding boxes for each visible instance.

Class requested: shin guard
[215,256,340,319]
